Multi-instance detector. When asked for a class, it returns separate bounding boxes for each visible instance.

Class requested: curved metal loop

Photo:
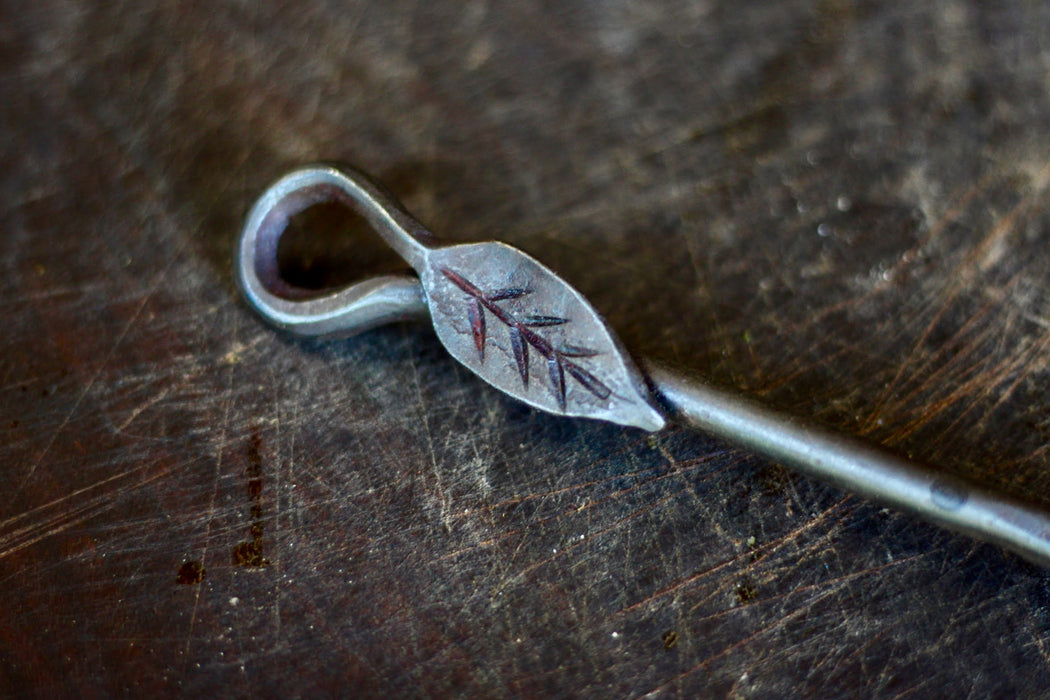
[238,164,665,429]
[236,166,430,337]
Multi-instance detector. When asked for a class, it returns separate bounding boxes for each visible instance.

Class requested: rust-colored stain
[232,427,270,568]
[232,540,269,568]
[176,561,205,585]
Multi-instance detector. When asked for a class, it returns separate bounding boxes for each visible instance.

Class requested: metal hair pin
[237,164,1050,569]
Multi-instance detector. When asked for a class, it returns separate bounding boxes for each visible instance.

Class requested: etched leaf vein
[441,267,610,409]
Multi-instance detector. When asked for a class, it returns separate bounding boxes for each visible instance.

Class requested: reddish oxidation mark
[176,560,205,585]
[232,427,270,568]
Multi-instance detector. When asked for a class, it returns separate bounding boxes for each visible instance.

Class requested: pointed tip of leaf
[632,404,667,432]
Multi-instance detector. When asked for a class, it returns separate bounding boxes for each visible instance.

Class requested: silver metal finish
[645,361,1050,568]
[237,166,431,337]
[238,166,662,430]
[237,164,1050,569]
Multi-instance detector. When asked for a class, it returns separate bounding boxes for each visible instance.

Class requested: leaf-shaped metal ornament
[419,242,665,431]
[236,165,665,431]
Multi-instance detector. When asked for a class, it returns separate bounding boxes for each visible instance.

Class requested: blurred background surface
[3,1,1050,696]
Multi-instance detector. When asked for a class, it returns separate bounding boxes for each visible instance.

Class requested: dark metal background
[3,2,1050,696]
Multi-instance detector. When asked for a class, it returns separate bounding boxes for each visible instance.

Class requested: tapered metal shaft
[646,360,1050,568]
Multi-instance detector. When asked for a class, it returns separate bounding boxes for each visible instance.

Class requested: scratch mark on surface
[698,552,921,622]
[183,312,238,665]
[618,498,853,616]
[0,459,175,560]
[434,451,733,563]
[862,162,1050,432]
[19,248,184,491]
[489,488,685,598]
[115,386,172,432]
[632,579,866,699]
[271,366,284,649]
[404,331,451,532]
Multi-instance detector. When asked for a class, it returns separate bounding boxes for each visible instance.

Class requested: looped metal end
[235,166,429,337]
[236,164,666,429]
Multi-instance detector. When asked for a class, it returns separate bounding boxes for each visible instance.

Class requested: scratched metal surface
[3,1,1050,697]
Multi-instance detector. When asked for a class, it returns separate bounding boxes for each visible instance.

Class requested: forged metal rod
[237,164,1050,569]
